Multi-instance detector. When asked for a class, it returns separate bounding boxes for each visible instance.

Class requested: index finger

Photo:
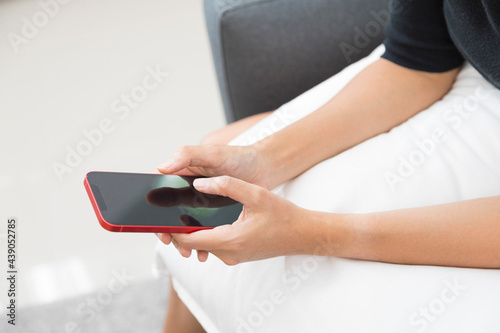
[157,145,223,174]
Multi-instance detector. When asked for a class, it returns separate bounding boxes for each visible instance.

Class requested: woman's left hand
[156,176,310,265]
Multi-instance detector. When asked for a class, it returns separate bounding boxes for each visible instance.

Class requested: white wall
[0,0,225,308]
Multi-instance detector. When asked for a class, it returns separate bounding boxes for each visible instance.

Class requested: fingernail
[157,159,176,170]
[193,178,209,190]
[156,233,162,240]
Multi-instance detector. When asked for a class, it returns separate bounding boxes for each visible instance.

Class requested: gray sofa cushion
[204,0,391,122]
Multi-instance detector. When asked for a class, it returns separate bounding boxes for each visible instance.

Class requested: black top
[382,0,500,89]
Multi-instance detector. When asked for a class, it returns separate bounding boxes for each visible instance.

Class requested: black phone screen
[86,172,243,228]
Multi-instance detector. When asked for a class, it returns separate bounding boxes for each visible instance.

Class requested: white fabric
[154,45,500,333]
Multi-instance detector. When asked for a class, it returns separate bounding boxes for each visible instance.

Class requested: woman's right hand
[157,144,272,189]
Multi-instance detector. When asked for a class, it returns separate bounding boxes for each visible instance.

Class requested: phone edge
[83,171,214,233]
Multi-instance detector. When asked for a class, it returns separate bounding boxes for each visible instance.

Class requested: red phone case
[84,172,212,233]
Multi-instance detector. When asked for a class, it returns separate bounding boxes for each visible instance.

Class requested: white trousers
[154,46,500,333]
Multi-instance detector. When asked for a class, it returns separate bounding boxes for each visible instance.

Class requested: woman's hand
[157,145,273,189]
[157,176,311,265]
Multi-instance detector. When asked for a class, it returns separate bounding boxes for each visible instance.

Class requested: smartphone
[84,171,243,233]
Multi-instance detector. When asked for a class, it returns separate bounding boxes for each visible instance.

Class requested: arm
[307,195,500,268]
[158,59,459,190]
[200,111,272,145]
[258,58,460,188]
[167,177,500,269]
[158,60,463,265]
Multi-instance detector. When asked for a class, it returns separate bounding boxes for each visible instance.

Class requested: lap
[154,46,500,333]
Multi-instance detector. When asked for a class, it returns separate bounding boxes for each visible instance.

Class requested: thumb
[193,176,266,207]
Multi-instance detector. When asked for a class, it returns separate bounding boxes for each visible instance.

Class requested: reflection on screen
[87,172,243,227]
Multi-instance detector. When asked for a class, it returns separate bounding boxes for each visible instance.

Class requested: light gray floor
[0,0,224,316]
[0,277,170,333]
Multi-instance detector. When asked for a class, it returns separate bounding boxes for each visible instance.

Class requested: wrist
[252,135,303,189]
[294,209,360,258]
[251,139,279,189]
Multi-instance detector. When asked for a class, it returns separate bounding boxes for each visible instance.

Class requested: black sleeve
[382,0,464,72]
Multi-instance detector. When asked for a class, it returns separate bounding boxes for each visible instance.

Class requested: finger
[157,145,223,174]
[179,247,192,258]
[193,176,265,207]
[171,238,179,249]
[164,168,199,176]
[197,250,209,262]
[172,225,233,251]
[156,233,172,245]
[171,237,192,258]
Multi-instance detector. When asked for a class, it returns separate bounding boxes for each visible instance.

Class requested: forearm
[201,111,273,145]
[304,196,500,268]
[256,59,460,188]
